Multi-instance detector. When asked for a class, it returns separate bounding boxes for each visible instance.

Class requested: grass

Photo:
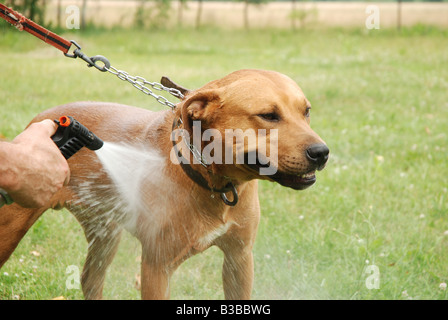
[0,22,447,300]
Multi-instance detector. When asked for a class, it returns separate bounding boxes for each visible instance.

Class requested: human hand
[3,119,70,208]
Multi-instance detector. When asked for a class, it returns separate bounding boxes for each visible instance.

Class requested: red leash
[0,2,111,71]
[0,3,72,54]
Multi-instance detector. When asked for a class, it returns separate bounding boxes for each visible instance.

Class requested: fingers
[38,119,59,137]
[13,119,58,145]
[27,119,58,137]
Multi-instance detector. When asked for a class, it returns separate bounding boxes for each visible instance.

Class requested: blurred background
[3,0,448,30]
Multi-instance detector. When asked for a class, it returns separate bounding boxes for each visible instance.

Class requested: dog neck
[169,113,239,206]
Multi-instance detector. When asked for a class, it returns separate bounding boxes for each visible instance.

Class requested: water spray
[0,116,104,208]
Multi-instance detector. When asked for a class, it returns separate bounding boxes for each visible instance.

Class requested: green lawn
[0,23,447,300]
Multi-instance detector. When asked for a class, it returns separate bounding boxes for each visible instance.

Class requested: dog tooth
[301,171,315,179]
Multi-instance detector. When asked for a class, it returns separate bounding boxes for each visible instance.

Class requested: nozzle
[59,116,71,127]
[52,116,103,159]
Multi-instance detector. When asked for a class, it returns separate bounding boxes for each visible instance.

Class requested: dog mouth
[243,154,317,190]
[269,169,316,190]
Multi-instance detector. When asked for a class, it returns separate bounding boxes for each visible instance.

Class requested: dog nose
[306,144,329,169]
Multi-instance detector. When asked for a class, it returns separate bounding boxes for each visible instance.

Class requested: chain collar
[172,116,238,206]
[174,117,209,167]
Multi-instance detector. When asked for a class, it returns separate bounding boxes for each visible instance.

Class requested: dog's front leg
[221,245,254,300]
[140,255,171,300]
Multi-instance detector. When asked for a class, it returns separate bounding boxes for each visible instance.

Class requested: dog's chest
[194,221,234,251]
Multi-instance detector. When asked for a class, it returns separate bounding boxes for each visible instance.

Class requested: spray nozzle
[51,116,104,159]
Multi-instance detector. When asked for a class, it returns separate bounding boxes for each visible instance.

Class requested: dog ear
[180,90,221,133]
[160,76,190,98]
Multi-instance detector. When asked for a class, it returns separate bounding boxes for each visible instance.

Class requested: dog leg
[0,204,47,268]
[221,245,254,300]
[140,252,172,300]
[80,219,122,300]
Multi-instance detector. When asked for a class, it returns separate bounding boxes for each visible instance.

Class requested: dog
[0,69,329,299]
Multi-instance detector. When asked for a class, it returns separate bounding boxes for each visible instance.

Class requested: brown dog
[0,69,329,299]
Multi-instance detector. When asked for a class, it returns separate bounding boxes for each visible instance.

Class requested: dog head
[175,69,329,190]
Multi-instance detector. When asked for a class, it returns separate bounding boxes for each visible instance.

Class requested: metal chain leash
[66,40,184,110]
[105,65,185,110]
[174,118,209,167]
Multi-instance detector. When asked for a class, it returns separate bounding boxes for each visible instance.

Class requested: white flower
[439,283,447,290]
[401,290,413,300]
[376,155,384,163]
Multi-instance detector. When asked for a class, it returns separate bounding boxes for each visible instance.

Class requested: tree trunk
[29,0,37,21]
[291,0,296,30]
[57,0,61,28]
[81,0,87,29]
[244,0,249,30]
[178,0,183,27]
[196,0,203,29]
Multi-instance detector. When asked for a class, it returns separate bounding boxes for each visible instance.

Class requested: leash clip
[64,40,81,59]
[88,55,111,72]
[64,40,110,72]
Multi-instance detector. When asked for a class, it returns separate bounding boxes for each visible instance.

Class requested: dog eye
[305,107,311,118]
[258,113,280,122]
